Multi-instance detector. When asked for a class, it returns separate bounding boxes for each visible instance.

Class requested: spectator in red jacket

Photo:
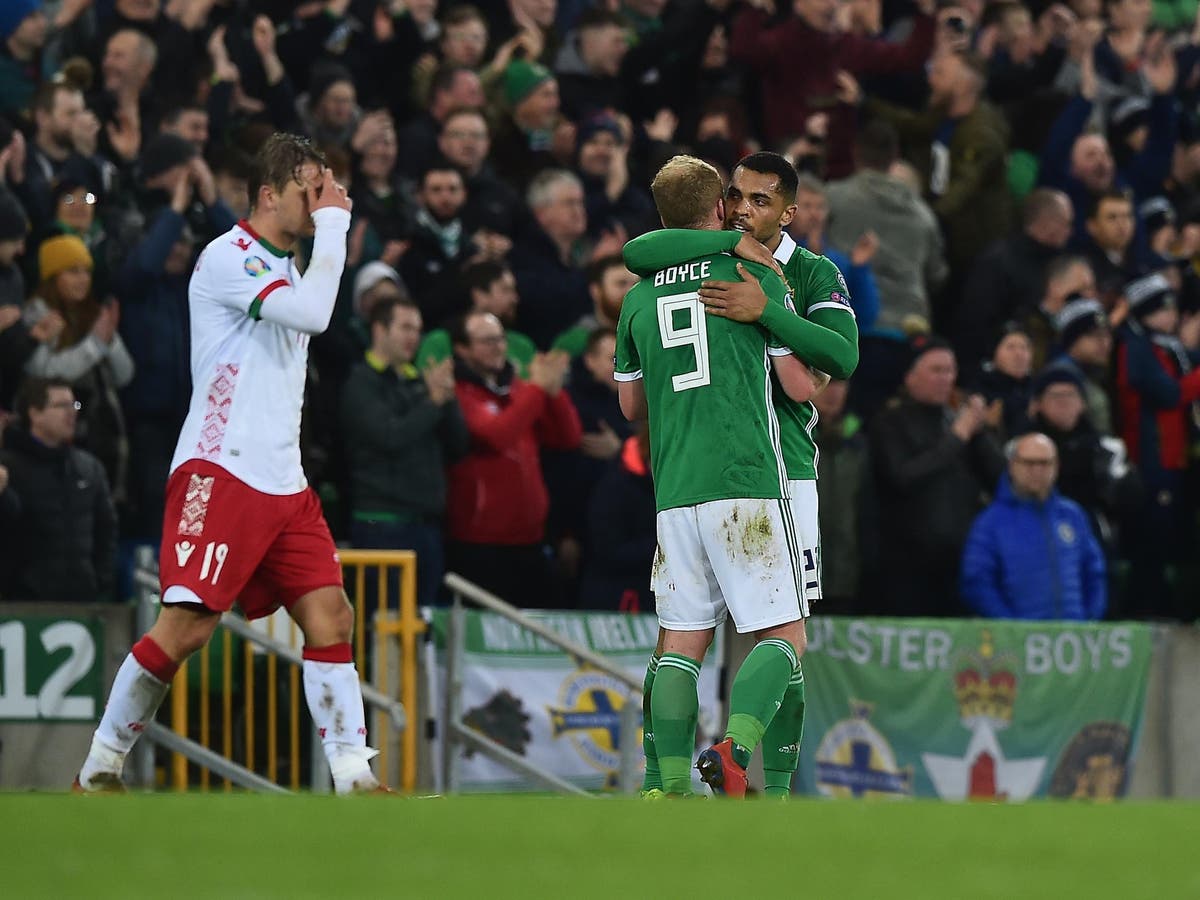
[730,0,937,178]
[445,310,582,607]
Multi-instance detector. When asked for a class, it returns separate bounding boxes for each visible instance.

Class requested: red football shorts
[159,460,343,619]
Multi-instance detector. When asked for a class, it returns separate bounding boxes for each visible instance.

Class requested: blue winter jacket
[960,473,1107,620]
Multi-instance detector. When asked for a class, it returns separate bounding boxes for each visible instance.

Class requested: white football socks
[302,659,378,793]
[78,654,169,789]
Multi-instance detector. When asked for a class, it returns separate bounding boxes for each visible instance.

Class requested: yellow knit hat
[39,234,93,281]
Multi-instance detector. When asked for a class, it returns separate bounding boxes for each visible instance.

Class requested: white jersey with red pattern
[170,208,351,496]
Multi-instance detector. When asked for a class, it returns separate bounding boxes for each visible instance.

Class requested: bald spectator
[95,28,158,164]
[961,433,1107,621]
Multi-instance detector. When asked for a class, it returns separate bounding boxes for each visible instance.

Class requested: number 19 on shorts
[657,292,710,392]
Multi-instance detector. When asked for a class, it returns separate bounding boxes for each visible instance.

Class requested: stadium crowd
[0,0,1197,622]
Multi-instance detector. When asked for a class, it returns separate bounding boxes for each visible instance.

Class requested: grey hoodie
[826,170,948,336]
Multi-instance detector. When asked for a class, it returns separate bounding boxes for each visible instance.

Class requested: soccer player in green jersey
[623,152,859,797]
[616,156,821,797]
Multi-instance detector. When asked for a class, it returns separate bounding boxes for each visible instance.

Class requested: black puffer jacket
[0,425,117,602]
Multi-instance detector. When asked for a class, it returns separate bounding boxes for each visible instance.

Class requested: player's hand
[580,420,622,459]
[729,233,784,278]
[809,366,832,395]
[699,262,772,322]
[308,168,352,216]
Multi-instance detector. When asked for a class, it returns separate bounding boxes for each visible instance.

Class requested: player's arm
[703,263,859,379]
[771,354,822,403]
[204,170,352,335]
[622,229,783,278]
[614,298,647,421]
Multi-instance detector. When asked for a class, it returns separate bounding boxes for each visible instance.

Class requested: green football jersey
[622,229,859,481]
[615,251,793,512]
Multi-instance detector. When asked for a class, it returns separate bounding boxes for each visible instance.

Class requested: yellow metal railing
[167,549,424,792]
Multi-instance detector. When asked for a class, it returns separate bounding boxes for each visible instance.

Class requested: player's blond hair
[651,156,723,229]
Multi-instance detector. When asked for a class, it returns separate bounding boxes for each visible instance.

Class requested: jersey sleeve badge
[244,256,271,277]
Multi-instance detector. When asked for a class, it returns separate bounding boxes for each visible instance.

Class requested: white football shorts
[651,495,808,634]
[788,479,822,607]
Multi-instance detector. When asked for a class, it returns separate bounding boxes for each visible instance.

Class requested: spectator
[574,114,654,240]
[24,234,134,499]
[0,377,116,602]
[854,50,1013,288]
[789,173,881,330]
[348,111,413,277]
[510,169,598,348]
[299,63,360,151]
[159,104,209,154]
[397,65,485,180]
[95,28,158,166]
[445,310,582,607]
[960,432,1107,621]
[1049,296,1116,433]
[870,334,1005,616]
[0,0,47,122]
[1115,273,1200,618]
[826,119,947,418]
[552,253,636,356]
[553,8,630,120]
[0,191,51,410]
[490,59,566,189]
[399,163,477,321]
[965,323,1035,439]
[437,106,523,237]
[417,260,536,374]
[0,458,17,587]
[812,378,876,614]
[1022,254,1098,370]
[955,188,1075,368]
[729,0,936,177]
[112,198,196,541]
[340,295,469,607]
[1080,189,1139,304]
[18,79,88,236]
[1029,367,1140,557]
[578,423,656,611]
[544,326,630,589]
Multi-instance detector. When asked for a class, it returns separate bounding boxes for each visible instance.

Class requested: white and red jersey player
[160,206,350,619]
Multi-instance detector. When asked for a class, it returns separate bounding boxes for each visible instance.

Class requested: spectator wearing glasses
[446,310,582,607]
[960,432,1107,621]
[0,376,117,602]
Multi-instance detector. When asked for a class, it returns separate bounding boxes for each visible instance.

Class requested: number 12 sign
[0,617,103,721]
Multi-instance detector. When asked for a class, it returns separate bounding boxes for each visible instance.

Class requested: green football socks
[650,653,701,794]
[761,662,806,797]
[725,638,798,770]
[641,655,661,792]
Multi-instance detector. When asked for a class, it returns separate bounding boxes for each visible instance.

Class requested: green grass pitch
[2,793,1197,899]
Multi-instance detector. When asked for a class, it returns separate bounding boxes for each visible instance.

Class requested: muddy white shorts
[651,495,808,634]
